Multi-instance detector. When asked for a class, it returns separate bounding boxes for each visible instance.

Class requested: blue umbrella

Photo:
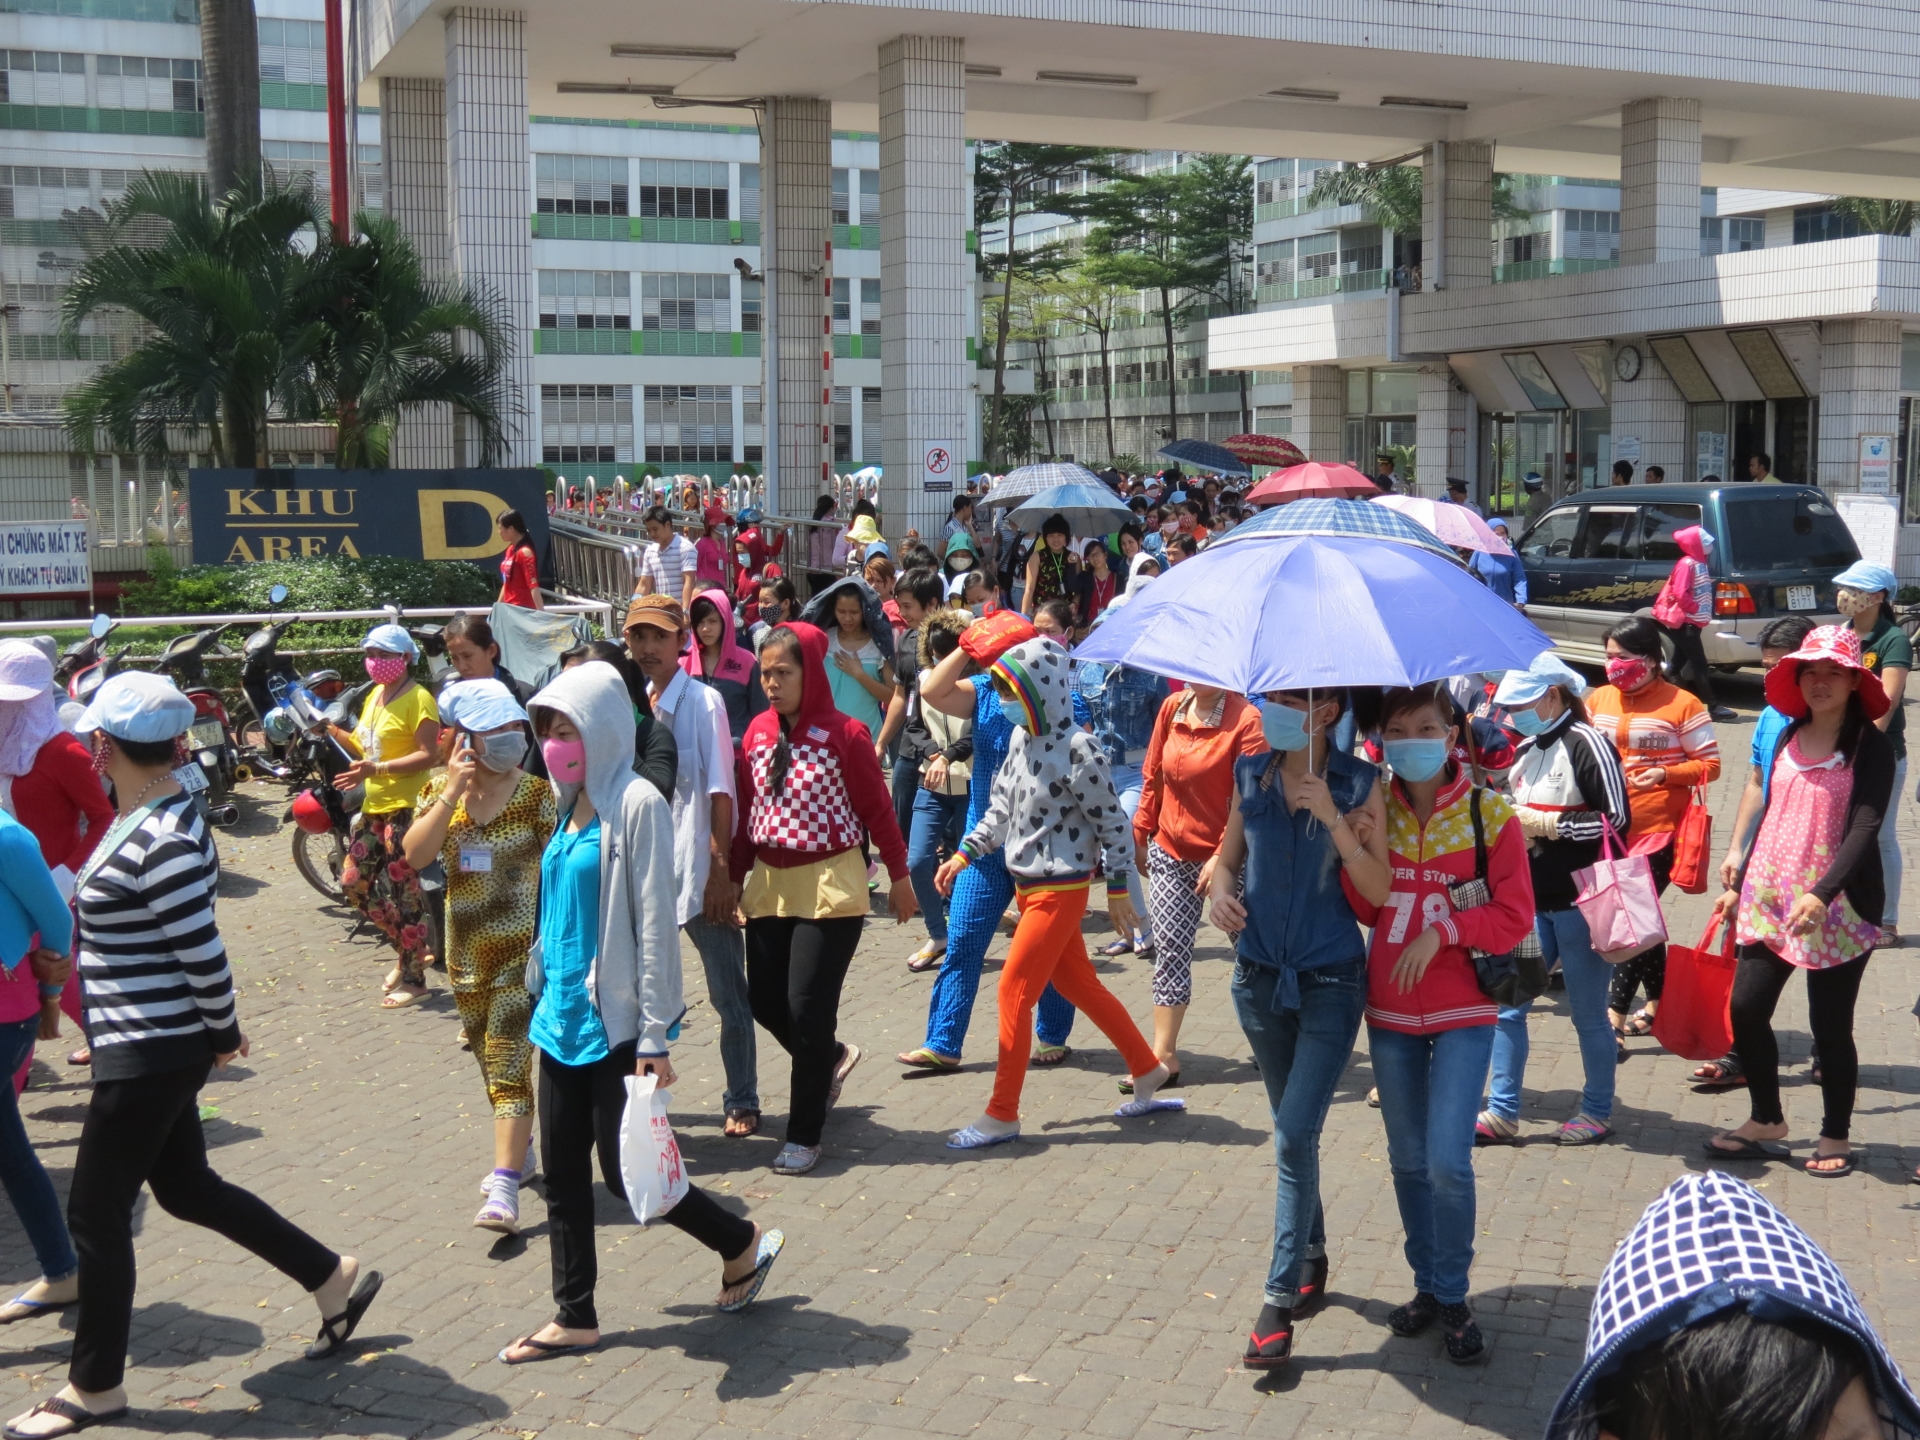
[1157,438,1251,477]
[1214,496,1459,563]
[986,460,1106,503]
[1007,482,1136,535]
[1075,533,1553,692]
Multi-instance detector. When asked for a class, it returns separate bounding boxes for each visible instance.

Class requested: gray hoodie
[525,661,683,1056]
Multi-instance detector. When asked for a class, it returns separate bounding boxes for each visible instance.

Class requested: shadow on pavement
[613,1294,912,1402]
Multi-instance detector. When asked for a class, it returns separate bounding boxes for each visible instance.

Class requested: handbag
[1668,787,1713,895]
[1446,789,1549,1008]
[619,1073,690,1223]
[1652,916,1738,1060]
[1572,819,1669,963]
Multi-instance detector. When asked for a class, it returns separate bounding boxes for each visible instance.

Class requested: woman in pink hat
[1707,625,1895,1179]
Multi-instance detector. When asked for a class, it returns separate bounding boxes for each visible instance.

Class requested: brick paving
[3,672,1919,1440]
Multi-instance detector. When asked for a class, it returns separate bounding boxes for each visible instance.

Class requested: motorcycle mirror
[89,613,111,639]
[268,583,289,607]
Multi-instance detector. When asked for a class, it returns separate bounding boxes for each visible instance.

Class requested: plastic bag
[1572,820,1669,964]
[619,1073,689,1223]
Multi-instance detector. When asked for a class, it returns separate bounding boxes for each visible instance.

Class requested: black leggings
[1609,846,1676,1013]
[745,915,865,1148]
[538,1042,756,1331]
[1729,943,1871,1140]
[69,1060,338,1392]
[1663,621,1718,707]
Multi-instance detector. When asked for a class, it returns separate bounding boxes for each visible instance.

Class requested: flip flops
[1117,1069,1180,1094]
[896,1047,960,1071]
[717,1229,786,1312]
[2,1397,128,1439]
[1703,1135,1790,1161]
[0,1290,75,1325]
[1029,1043,1071,1067]
[1804,1151,1856,1179]
[907,943,946,973]
[497,1335,597,1365]
[305,1268,384,1360]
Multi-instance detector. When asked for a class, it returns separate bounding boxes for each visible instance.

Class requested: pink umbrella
[1246,461,1380,504]
[1371,494,1514,555]
[1223,434,1307,470]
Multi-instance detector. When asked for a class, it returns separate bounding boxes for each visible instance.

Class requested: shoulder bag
[1446,788,1549,1007]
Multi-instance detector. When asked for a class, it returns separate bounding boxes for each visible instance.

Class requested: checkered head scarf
[1546,1170,1920,1440]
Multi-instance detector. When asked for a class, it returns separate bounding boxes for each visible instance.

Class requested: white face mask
[1835,587,1881,619]
[476,730,529,772]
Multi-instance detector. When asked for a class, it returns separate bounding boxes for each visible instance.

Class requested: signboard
[187,469,550,568]
[1614,435,1642,464]
[1694,428,1726,481]
[1858,434,1895,495]
[921,440,957,494]
[0,521,90,596]
[1836,493,1899,572]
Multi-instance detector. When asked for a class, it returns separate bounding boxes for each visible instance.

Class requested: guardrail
[0,598,618,637]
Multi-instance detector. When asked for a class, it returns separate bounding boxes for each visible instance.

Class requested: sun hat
[1494,651,1590,708]
[624,594,686,634]
[847,515,884,545]
[362,622,419,659]
[1763,623,1890,721]
[74,670,196,743]
[1832,560,1897,599]
[0,640,54,703]
[702,502,733,529]
[439,678,527,733]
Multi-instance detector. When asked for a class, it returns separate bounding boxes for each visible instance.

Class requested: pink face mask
[1605,655,1654,691]
[365,654,409,685]
[542,737,586,784]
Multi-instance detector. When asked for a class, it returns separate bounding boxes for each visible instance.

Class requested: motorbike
[283,681,370,902]
[236,583,303,780]
[61,614,131,709]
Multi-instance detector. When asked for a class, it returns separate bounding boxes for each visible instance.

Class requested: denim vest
[1075,660,1169,771]
[1235,745,1376,1011]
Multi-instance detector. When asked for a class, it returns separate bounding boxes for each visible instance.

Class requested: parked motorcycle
[61,614,130,708]
[236,583,302,780]
[283,682,368,902]
[156,622,241,824]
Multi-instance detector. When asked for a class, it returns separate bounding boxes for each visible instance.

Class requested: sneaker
[1709,706,1740,724]
[1474,1110,1519,1146]
[771,1143,820,1175]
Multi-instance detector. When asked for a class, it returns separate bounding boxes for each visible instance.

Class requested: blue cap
[362,622,419,658]
[1493,650,1590,708]
[74,670,196,743]
[439,678,527,733]
[1167,490,1187,504]
[1833,560,1898,598]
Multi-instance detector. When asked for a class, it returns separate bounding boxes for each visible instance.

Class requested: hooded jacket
[679,587,767,749]
[958,636,1135,892]
[525,662,682,1056]
[730,621,909,883]
[1655,523,1714,628]
[1546,1170,1920,1440]
[798,576,897,665]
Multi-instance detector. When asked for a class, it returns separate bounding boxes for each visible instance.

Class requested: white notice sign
[1835,493,1899,572]
[0,521,90,596]
[921,440,957,493]
[1859,434,1895,495]
[1614,435,1642,463]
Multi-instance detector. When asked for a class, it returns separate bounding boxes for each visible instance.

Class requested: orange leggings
[988,884,1159,1123]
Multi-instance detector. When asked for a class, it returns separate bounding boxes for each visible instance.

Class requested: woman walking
[1706,626,1893,1179]
[1828,561,1909,946]
[1345,682,1535,1365]
[1588,615,1720,1041]
[805,494,841,596]
[1130,682,1264,1084]
[1209,688,1386,1368]
[1649,523,1726,716]
[496,509,542,610]
[1477,653,1632,1146]
[494,662,784,1366]
[401,679,553,1234]
[6,673,380,1439]
[1020,515,1080,620]
[339,623,442,1008]
[800,577,896,736]
[683,588,768,750]
[731,623,915,1175]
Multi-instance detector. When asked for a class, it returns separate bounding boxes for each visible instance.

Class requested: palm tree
[200,0,262,196]
[1304,164,1425,236]
[1832,197,1918,236]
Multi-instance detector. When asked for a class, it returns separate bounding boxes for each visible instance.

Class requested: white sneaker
[771,1143,820,1175]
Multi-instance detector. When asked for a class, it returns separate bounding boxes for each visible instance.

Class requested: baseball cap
[624,594,686,633]
[74,670,196,743]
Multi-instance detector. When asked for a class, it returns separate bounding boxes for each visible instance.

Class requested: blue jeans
[1231,957,1366,1307]
[909,788,969,945]
[1114,762,1152,946]
[684,916,760,1114]
[1486,909,1616,1125]
[1368,1022,1495,1307]
[1880,756,1906,927]
[0,1014,76,1281]
[923,847,1074,1058]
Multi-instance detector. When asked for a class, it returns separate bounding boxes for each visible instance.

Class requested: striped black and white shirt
[77,790,241,1081]
[1508,714,1633,913]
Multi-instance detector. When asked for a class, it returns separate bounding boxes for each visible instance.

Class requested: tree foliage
[1304,163,1425,237]
[1832,196,1918,236]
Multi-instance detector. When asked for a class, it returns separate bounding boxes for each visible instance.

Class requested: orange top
[1133,691,1267,862]
[1587,678,1721,836]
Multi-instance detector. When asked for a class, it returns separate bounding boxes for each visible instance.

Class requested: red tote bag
[1652,917,1739,1061]
[1668,788,1714,895]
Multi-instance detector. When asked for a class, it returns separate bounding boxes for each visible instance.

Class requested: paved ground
[4,670,1919,1440]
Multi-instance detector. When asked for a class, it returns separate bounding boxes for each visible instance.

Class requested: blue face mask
[1508,706,1553,737]
[999,696,1030,731]
[1384,736,1450,782]
[1261,701,1312,752]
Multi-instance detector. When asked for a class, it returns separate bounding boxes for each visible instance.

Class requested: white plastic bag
[619,1073,689,1223]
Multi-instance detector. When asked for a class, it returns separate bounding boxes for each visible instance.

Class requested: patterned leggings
[453,979,534,1118]
[341,808,431,985]
[923,847,1075,1059]
[1146,841,1208,1007]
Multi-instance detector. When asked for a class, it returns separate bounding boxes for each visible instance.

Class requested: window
[1518,508,1579,560]
[1254,158,1291,207]
[540,384,633,465]
[358,143,382,210]
[1339,225,1381,274]
[1505,232,1538,265]
[862,387,881,462]
[739,163,759,221]
[93,53,198,109]
[833,168,876,224]
[1255,239,1294,288]
[637,159,728,220]
[534,153,628,216]
[256,18,324,84]
[1793,206,1866,245]
[0,51,87,107]
[1297,232,1337,280]
[643,384,733,463]
[1722,493,1859,572]
[859,169,879,225]
[1563,209,1618,261]
[1573,505,1639,562]
[831,385,853,461]
[1726,217,1763,252]
[639,272,728,332]
[1637,503,1703,563]
[538,269,631,330]
[262,139,325,193]
[742,385,762,462]
[0,166,92,220]
[828,278,880,334]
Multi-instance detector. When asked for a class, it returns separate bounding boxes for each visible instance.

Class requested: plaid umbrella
[1213,496,1459,562]
[1223,433,1307,469]
[1156,438,1251,476]
[985,461,1106,503]
[1246,460,1379,503]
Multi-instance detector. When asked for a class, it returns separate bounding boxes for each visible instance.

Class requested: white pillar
[380,77,455,468]
[1290,365,1345,461]
[1421,142,1492,291]
[1612,343,1689,480]
[1818,318,1902,496]
[1415,365,1468,499]
[445,7,533,467]
[878,35,968,540]
[1619,98,1701,267]
[763,97,832,516]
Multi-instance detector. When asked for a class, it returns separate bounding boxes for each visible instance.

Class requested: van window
[1722,493,1860,573]
[1574,505,1638,561]
[1519,508,1579,559]
[1639,503,1705,563]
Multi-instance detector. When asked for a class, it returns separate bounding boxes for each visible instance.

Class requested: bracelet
[1343,844,1366,864]
[38,983,63,999]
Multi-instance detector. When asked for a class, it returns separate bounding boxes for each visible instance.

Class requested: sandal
[0,1289,75,1325]
[828,1042,861,1107]
[1117,1068,1180,1094]
[896,1047,961,1071]
[1294,1254,1330,1316]
[907,942,946,973]
[947,1125,1019,1150]
[771,1143,820,1175]
[497,1334,597,1365]
[1030,1043,1071,1067]
[1704,1133,1789,1160]
[65,1048,89,1067]
[1100,938,1135,957]
[1619,1009,1655,1038]
[1557,1114,1614,1146]
[304,1268,383,1360]
[716,1228,785,1312]
[1474,1111,1518,1146]
[380,987,426,1010]
[2,1397,128,1439]
[1691,1056,1745,1090]
[1804,1150,1855,1179]
[1440,1303,1491,1365]
[724,1108,761,1138]
[1387,1291,1440,1338]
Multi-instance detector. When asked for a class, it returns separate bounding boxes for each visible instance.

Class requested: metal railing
[0,599,618,638]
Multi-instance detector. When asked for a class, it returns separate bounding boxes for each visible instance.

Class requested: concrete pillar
[1817,318,1902,496]
[1421,142,1492,291]
[1290,365,1345,461]
[1619,98,1701,267]
[380,77,455,469]
[1611,343,1689,480]
[445,7,533,466]
[878,35,969,540]
[1414,366,1469,499]
[762,97,832,516]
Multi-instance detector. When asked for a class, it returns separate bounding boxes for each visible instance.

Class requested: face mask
[90,733,112,777]
[476,731,528,773]
[1261,702,1312,752]
[1383,737,1450,782]
[1508,706,1553,737]
[998,696,1030,731]
[1835,587,1880,618]
[542,737,586,784]
[760,603,784,623]
[1160,521,1179,538]
[365,654,408,685]
[1605,656,1654,691]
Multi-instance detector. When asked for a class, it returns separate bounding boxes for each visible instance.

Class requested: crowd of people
[0,469,1913,1438]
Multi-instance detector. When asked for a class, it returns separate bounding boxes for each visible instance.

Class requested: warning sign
[921,440,957,493]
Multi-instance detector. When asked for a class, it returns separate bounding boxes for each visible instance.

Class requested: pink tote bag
[1572,820,1669,964]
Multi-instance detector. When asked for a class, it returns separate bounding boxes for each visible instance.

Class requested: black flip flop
[1703,1136,1790,1161]
[305,1268,384,1360]
[1117,1070,1180,1095]
[3,1397,128,1439]
[497,1335,598,1365]
[1804,1152,1856,1179]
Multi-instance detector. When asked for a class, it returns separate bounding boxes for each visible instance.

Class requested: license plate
[172,763,209,793]
[1786,585,1817,611]
[190,720,225,749]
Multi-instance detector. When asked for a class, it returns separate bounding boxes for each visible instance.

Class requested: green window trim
[0,0,194,19]
[533,328,761,357]
[260,81,326,112]
[831,223,879,251]
[530,214,762,246]
[831,334,881,359]
[0,103,202,137]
